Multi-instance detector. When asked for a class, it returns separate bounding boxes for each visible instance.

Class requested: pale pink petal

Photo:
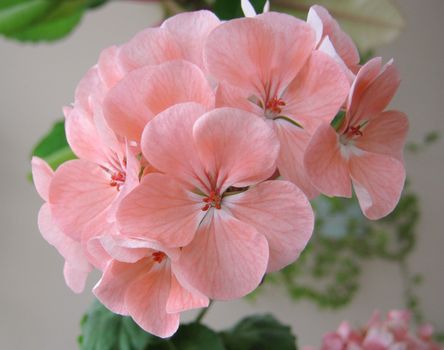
[204,18,274,93]
[284,50,349,133]
[317,36,356,83]
[141,102,209,189]
[94,258,153,315]
[65,107,109,166]
[205,16,315,96]
[308,5,360,69]
[119,27,182,71]
[351,60,400,124]
[274,120,320,199]
[215,81,259,114]
[50,159,117,240]
[166,275,209,314]
[98,45,124,89]
[104,60,214,141]
[100,233,151,264]
[117,173,204,248]
[355,110,409,161]
[125,263,179,338]
[256,12,316,90]
[241,0,257,17]
[349,152,406,220]
[74,67,103,117]
[224,180,314,272]
[304,123,352,197]
[31,157,54,201]
[193,108,279,191]
[175,210,269,300]
[38,204,92,293]
[162,10,220,69]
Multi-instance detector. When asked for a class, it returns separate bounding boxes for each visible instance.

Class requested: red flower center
[110,171,126,191]
[151,251,166,263]
[266,96,286,115]
[201,190,222,211]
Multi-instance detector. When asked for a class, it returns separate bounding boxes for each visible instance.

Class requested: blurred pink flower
[305,310,442,350]
[304,58,409,219]
[117,103,314,300]
[204,12,349,198]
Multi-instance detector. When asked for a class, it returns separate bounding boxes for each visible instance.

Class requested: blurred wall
[0,0,443,349]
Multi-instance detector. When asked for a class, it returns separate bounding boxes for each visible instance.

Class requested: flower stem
[195,300,213,324]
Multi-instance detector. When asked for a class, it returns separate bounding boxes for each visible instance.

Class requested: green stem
[195,300,213,324]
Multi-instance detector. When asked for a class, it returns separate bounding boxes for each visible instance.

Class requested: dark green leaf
[79,300,155,350]
[213,0,267,19]
[31,119,76,172]
[221,314,297,350]
[172,323,225,350]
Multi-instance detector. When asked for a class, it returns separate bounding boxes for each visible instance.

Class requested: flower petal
[205,15,314,96]
[355,110,409,161]
[175,210,269,300]
[284,50,349,133]
[125,262,179,338]
[308,5,360,69]
[119,27,182,71]
[162,10,220,70]
[104,60,214,141]
[31,157,54,201]
[38,204,91,293]
[274,120,320,199]
[351,60,400,124]
[117,173,204,248]
[98,45,125,89]
[224,181,314,272]
[49,159,117,240]
[94,258,152,315]
[65,107,109,166]
[166,274,209,314]
[349,152,405,220]
[141,102,209,189]
[193,107,279,191]
[304,123,352,197]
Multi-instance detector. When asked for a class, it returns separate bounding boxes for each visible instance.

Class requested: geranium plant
[29,0,438,348]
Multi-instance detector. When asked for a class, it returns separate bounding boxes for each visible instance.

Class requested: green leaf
[221,314,297,350]
[213,0,267,19]
[0,0,109,42]
[31,119,76,171]
[79,300,155,350]
[273,0,405,51]
[172,323,225,350]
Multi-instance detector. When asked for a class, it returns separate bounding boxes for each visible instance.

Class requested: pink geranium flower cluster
[304,310,442,350]
[32,3,408,338]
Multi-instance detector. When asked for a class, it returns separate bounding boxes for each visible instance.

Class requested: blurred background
[0,0,443,348]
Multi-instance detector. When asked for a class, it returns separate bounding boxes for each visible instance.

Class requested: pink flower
[117,103,314,300]
[304,58,409,219]
[94,235,208,338]
[307,5,360,81]
[32,157,92,293]
[204,12,350,198]
[308,310,443,350]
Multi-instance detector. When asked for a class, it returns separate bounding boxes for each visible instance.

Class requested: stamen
[109,171,126,191]
[201,190,222,211]
[266,96,286,115]
[152,251,166,263]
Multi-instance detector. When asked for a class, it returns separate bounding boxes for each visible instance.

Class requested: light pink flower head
[204,12,350,198]
[94,235,208,338]
[305,58,409,220]
[117,102,314,300]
